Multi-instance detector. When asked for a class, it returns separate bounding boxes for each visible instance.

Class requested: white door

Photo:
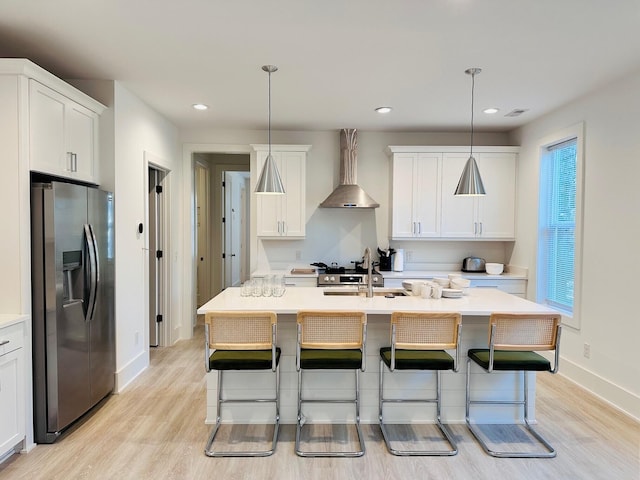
[223,172,248,288]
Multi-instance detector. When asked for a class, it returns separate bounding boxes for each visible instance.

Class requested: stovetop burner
[324,266,345,274]
[312,262,384,287]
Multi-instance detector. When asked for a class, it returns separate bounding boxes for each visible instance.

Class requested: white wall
[182,129,513,274]
[509,69,640,420]
[107,82,180,391]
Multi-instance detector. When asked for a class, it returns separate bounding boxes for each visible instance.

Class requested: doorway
[195,162,211,307]
[193,152,250,303]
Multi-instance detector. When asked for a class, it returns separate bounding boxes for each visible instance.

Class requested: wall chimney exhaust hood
[319,129,380,208]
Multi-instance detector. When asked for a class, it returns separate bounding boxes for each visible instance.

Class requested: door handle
[84,224,99,322]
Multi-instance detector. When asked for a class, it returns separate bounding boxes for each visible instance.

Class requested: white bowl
[402,280,422,291]
[485,263,504,275]
[433,277,450,287]
[450,277,471,289]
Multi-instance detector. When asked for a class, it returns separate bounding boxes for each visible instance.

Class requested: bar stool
[204,311,280,457]
[466,312,562,458]
[379,311,462,456]
[295,310,367,457]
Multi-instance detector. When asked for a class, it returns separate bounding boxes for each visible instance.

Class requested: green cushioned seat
[300,348,362,370]
[468,348,551,371]
[209,347,281,370]
[380,347,454,371]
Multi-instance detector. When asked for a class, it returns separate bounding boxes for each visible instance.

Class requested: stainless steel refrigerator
[31,179,115,444]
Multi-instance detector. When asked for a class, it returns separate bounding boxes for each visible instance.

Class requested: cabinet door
[391,154,416,238]
[441,153,477,237]
[0,348,24,455]
[279,151,305,237]
[29,80,98,183]
[476,153,516,239]
[413,153,441,237]
[29,80,68,175]
[255,151,283,236]
[67,102,98,182]
[391,153,440,239]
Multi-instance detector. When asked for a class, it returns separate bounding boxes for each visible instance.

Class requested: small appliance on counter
[393,249,404,272]
[461,256,486,272]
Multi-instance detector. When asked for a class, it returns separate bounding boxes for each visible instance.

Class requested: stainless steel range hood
[320,129,380,208]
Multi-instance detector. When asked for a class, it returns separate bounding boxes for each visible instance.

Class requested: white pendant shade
[454,155,486,195]
[255,65,285,194]
[255,153,285,194]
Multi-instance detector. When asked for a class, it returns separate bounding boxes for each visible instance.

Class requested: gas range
[312,263,384,287]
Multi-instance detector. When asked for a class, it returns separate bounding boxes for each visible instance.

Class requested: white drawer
[470,279,527,295]
[0,322,24,356]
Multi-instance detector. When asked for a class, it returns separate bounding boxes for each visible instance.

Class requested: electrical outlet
[405,250,413,262]
[135,331,140,346]
[583,343,590,359]
[295,250,302,260]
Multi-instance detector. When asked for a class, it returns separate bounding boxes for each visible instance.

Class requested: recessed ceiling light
[192,103,208,110]
[375,106,392,114]
[483,107,499,114]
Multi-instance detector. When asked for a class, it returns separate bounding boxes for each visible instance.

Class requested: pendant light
[454,67,486,196]
[255,65,285,194]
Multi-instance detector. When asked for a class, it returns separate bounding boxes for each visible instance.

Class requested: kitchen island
[197,287,557,425]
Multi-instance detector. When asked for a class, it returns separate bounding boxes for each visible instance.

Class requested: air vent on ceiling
[505,109,529,117]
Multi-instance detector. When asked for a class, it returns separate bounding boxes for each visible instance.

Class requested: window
[537,124,584,326]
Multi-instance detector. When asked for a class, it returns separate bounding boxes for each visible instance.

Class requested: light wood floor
[2,323,638,480]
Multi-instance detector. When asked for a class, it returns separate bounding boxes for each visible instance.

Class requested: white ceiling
[1,0,639,134]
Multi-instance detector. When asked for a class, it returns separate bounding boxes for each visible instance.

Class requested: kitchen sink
[323,288,408,297]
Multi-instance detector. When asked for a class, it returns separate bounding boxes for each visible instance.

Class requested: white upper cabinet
[252,145,310,238]
[441,151,517,239]
[391,152,441,239]
[29,80,100,183]
[388,146,518,240]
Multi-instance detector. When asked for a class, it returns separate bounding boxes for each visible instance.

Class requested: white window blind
[539,138,577,313]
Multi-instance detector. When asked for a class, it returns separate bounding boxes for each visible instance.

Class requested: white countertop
[252,268,527,280]
[380,270,527,280]
[0,313,28,328]
[197,287,553,316]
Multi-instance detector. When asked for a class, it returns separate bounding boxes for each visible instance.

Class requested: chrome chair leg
[466,359,556,458]
[379,360,457,456]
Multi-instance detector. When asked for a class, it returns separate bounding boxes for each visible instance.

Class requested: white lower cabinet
[384,276,526,298]
[468,278,527,298]
[284,277,317,287]
[0,321,25,458]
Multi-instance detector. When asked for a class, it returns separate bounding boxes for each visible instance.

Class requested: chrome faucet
[363,247,373,298]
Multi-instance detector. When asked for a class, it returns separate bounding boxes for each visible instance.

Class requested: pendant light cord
[268,69,272,158]
[470,71,475,158]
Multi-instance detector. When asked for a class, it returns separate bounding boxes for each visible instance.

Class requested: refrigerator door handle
[84,224,99,322]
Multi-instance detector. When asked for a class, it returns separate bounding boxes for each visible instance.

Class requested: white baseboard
[559,356,640,422]
[115,350,149,393]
